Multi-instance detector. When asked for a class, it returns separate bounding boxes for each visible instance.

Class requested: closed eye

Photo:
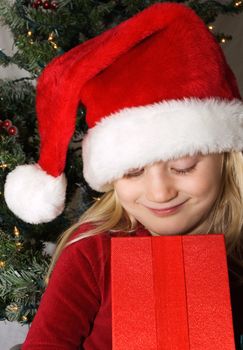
[172,164,197,175]
[124,168,144,178]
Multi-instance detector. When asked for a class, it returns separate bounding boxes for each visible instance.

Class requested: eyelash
[172,165,196,175]
[125,165,197,178]
[124,169,144,178]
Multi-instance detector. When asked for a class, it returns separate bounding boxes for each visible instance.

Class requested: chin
[147,223,207,236]
[140,212,208,236]
[146,225,186,236]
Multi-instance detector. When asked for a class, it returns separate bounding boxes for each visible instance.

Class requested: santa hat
[4,2,243,224]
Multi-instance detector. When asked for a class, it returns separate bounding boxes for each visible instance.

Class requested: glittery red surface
[111,235,235,350]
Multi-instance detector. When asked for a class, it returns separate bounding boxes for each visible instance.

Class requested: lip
[145,200,187,217]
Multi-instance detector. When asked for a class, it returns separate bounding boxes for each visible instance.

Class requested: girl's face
[113,153,224,235]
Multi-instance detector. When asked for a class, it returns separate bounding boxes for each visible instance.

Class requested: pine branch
[189,0,243,23]
[0,228,50,323]
[0,261,49,323]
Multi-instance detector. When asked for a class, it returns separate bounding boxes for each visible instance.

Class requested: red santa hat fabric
[4,2,243,224]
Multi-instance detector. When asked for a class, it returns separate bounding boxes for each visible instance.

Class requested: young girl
[4,2,243,349]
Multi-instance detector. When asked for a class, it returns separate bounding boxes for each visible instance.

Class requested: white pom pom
[4,164,67,224]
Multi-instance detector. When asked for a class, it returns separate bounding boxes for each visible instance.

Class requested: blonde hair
[207,152,243,254]
[47,151,243,282]
[46,190,135,281]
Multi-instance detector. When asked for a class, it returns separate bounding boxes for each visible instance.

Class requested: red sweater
[22,225,243,350]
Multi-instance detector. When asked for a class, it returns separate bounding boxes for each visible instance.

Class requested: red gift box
[111,235,235,349]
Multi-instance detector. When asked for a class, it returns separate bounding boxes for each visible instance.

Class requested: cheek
[114,181,140,205]
[183,171,222,201]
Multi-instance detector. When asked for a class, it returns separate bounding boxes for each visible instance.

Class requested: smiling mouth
[145,200,188,216]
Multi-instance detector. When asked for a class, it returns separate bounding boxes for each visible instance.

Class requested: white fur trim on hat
[4,164,67,224]
[82,97,243,192]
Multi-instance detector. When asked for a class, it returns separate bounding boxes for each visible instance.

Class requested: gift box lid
[111,234,235,350]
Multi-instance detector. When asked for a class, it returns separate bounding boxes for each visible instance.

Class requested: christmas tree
[0,0,243,325]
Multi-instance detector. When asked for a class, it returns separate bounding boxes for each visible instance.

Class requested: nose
[145,164,178,203]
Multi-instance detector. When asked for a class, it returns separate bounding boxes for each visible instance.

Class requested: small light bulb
[0,261,6,268]
[0,164,8,169]
[235,1,242,7]
[14,226,20,237]
[11,305,19,312]
[16,242,23,250]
